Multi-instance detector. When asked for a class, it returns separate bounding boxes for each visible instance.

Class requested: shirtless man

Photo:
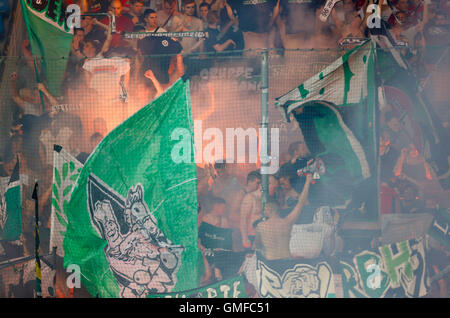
[255,173,313,260]
[240,175,278,249]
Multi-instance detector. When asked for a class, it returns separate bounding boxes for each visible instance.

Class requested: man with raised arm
[255,173,313,260]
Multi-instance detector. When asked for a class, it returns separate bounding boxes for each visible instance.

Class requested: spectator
[387,0,431,28]
[10,75,58,174]
[0,0,10,40]
[277,169,299,218]
[76,132,104,164]
[225,170,261,252]
[279,140,312,194]
[69,28,87,74]
[397,180,425,213]
[81,21,129,103]
[216,0,243,51]
[124,0,146,27]
[380,129,400,183]
[380,129,402,214]
[137,28,183,87]
[169,0,205,53]
[198,196,231,280]
[210,162,242,201]
[91,0,130,13]
[144,8,167,32]
[423,11,450,70]
[383,110,411,150]
[394,143,435,200]
[203,11,236,53]
[331,0,364,43]
[279,0,316,43]
[228,170,261,230]
[196,0,223,15]
[201,196,230,228]
[239,174,278,250]
[239,176,262,249]
[1,135,23,176]
[230,0,280,50]
[199,1,210,27]
[143,69,164,98]
[93,117,108,136]
[255,173,313,260]
[100,0,135,48]
[157,0,180,29]
[312,0,340,49]
[81,16,108,44]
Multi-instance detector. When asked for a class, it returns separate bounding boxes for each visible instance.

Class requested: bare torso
[256,217,292,260]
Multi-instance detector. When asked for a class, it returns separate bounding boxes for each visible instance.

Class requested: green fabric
[20,0,73,96]
[311,103,371,183]
[276,41,374,113]
[63,79,200,297]
[0,162,21,242]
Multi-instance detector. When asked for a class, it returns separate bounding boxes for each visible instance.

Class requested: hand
[228,39,236,48]
[36,83,47,93]
[144,69,156,79]
[242,238,251,249]
[305,173,314,183]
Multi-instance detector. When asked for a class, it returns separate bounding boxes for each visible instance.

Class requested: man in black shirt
[138,33,183,85]
[124,0,146,28]
[279,140,312,194]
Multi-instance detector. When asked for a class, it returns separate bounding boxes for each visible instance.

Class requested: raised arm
[10,73,27,110]
[144,69,164,98]
[284,173,313,225]
[36,83,59,107]
[270,0,281,26]
[99,21,113,56]
[394,147,408,177]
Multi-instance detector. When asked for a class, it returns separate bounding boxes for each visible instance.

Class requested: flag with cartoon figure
[63,79,199,298]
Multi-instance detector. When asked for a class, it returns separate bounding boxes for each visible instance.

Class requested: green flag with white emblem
[63,79,199,298]
[276,41,377,218]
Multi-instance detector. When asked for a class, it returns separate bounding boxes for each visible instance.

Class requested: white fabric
[83,57,130,100]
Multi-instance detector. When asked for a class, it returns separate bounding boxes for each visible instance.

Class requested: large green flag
[20,0,73,96]
[63,79,199,298]
[275,41,377,213]
[0,160,22,242]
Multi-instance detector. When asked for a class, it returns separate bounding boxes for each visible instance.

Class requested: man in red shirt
[100,0,134,48]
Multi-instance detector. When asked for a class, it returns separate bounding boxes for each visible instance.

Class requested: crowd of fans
[0,0,449,297]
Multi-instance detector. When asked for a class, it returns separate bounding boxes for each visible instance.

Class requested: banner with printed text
[247,237,429,298]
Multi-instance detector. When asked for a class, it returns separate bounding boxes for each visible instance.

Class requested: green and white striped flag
[50,145,83,257]
[276,40,375,114]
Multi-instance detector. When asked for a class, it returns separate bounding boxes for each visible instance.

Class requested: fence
[0,42,449,297]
